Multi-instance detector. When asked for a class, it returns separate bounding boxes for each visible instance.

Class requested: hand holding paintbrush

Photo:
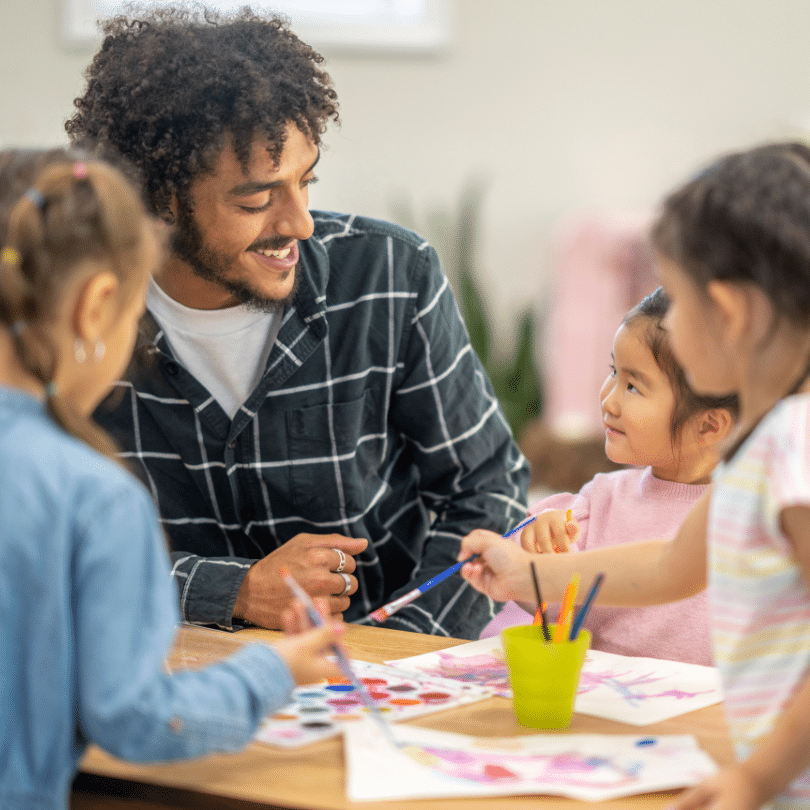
[279,567,398,746]
[363,516,538,624]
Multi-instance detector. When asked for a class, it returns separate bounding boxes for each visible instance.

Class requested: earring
[93,340,106,362]
[74,338,87,364]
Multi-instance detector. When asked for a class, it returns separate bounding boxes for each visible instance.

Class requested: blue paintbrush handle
[417,553,479,593]
[569,572,605,640]
[420,516,536,591]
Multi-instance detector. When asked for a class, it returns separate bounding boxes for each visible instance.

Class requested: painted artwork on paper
[389,638,722,725]
[254,660,493,748]
[344,719,719,802]
[388,636,512,696]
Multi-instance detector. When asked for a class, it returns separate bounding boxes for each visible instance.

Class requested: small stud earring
[94,340,106,362]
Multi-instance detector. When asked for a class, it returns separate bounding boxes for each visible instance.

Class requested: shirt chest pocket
[286,389,386,517]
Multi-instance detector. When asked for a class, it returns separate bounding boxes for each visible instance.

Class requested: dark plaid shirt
[96,212,530,639]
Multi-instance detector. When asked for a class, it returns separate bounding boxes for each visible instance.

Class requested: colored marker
[554,572,580,643]
[569,572,605,640]
[365,516,538,623]
[279,567,397,746]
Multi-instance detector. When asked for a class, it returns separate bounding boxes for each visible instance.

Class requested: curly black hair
[66,4,339,217]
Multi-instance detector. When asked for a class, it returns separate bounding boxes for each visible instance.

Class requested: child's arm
[76,484,345,763]
[668,504,810,810]
[461,488,711,607]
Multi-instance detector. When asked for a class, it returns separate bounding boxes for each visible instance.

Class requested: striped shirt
[710,393,810,808]
[95,211,530,639]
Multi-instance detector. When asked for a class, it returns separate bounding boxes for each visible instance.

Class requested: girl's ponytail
[0,155,155,461]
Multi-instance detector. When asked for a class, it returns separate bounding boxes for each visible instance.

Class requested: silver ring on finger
[332,547,346,573]
[336,572,352,597]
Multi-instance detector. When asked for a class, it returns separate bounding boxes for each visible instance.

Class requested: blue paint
[325,683,356,692]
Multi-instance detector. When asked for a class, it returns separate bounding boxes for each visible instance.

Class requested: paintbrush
[569,572,605,640]
[364,515,538,624]
[278,566,398,746]
[530,562,551,642]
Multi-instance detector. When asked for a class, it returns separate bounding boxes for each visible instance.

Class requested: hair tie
[44,381,58,398]
[24,187,46,210]
[74,162,89,180]
[9,320,25,337]
[1,246,20,265]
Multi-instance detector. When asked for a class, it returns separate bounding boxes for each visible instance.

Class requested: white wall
[3,0,810,358]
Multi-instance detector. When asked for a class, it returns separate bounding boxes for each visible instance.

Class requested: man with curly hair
[68,5,530,639]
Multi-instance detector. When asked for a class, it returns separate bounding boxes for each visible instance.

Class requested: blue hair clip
[24,187,46,209]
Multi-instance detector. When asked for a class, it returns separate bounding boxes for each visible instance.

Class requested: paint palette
[255,660,494,748]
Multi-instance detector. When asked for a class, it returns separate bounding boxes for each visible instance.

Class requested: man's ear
[697,407,734,447]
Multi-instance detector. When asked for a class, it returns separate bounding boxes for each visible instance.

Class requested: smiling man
[67,6,529,638]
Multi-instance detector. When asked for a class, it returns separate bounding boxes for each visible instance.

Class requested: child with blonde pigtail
[0,150,344,810]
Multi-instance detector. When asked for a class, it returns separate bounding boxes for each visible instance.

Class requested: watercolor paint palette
[254,660,494,748]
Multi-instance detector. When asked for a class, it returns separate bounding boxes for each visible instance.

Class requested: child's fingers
[459,536,532,602]
[459,528,502,556]
[519,524,542,552]
[531,521,559,554]
[280,600,307,634]
[275,622,346,685]
[562,518,581,549]
[280,596,333,634]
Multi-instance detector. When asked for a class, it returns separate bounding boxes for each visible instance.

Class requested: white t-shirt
[147,280,281,419]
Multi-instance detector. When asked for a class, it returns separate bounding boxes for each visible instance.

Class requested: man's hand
[232,533,368,628]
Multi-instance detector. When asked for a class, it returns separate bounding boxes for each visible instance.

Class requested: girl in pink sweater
[482,287,737,665]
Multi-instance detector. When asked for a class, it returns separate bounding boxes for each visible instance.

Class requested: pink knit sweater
[480,467,713,666]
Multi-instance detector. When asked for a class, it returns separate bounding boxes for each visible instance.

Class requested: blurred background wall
[3,0,810,462]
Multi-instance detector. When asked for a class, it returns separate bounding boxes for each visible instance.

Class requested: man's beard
[172,202,300,314]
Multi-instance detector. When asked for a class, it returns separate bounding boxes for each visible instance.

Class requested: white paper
[344,718,719,802]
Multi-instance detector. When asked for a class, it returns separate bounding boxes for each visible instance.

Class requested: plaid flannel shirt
[96,212,530,638]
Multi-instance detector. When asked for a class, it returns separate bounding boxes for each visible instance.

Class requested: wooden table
[72,624,735,810]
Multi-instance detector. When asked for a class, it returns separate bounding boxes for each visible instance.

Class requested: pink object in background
[542,212,657,439]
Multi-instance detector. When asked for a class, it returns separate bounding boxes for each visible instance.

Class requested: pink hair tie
[74,162,89,180]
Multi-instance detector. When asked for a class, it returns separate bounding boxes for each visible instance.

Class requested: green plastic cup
[502,624,591,729]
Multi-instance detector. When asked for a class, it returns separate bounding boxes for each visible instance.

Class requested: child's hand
[520,509,580,553]
[273,598,345,686]
[458,529,534,603]
[665,766,768,810]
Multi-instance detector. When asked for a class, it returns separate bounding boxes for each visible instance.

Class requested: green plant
[390,181,543,439]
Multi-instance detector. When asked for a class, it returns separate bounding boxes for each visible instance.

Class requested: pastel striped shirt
[710,393,810,808]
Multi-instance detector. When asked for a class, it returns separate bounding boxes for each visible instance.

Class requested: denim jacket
[0,387,295,810]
